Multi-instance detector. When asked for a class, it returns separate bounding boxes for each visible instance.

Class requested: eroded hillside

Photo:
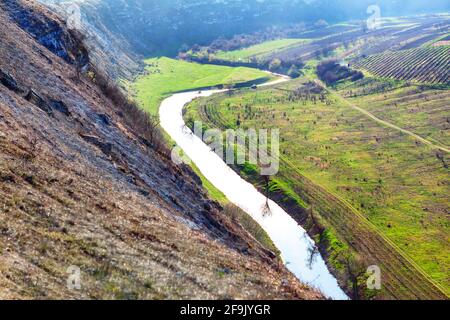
[0,0,321,300]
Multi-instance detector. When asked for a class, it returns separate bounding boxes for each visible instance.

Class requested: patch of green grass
[132,57,272,114]
[268,177,308,209]
[302,59,320,78]
[240,162,259,176]
[319,228,349,271]
[214,39,310,61]
[342,80,450,147]
[184,76,450,294]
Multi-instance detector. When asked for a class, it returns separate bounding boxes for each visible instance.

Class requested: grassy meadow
[184,76,450,297]
[129,26,449,297]
[335,79,450,148]
[132,57,272,114]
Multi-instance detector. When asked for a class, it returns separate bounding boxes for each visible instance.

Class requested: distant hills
[39,0,450,56]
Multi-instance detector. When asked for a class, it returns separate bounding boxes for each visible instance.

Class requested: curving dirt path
[316,79,450,153]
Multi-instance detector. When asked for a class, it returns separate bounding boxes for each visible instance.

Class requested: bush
[287,65,302,78]
[268,58,282,72]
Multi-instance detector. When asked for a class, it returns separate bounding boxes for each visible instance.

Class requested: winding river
[159,76,348,300]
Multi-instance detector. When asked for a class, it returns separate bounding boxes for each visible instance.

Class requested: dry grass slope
[0,0,321,300]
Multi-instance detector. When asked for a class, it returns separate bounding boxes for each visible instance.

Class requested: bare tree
[306,243,319,269]
[343,253,366,300]
[23,136,42,162]
[261,175,271,216]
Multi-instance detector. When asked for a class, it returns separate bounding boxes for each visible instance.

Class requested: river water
[159,78,348,300]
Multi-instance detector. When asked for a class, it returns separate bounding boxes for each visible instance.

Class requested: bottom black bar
[0,300,447,319]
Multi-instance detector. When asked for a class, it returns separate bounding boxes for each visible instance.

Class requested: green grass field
[129,32,449,298]
[132,57,272,114]
[335,79,450,148]
[214,38,310,61]
[184,76,450,298]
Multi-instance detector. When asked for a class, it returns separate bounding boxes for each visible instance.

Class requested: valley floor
[184,76,449,299]
[128,10,450,300]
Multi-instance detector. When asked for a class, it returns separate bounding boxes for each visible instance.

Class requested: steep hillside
[37,0,143,80]
[0,0,321,299]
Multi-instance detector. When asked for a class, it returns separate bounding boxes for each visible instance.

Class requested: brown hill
[0,0,321,299]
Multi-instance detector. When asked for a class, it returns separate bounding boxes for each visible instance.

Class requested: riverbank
[159,80,348,300]
[182,76,449,300]
[131,57,273,115]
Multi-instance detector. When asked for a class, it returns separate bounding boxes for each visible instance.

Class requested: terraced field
[353,46,450,84]
[184,78,450,299]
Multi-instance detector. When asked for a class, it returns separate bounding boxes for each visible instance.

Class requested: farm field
[132,57,272,114]
[184,77,450,299]
[189,15,450,72]
[336,79,450,148]
[213,39,310,62]
[353,46,450,84]
[273,17,449,63]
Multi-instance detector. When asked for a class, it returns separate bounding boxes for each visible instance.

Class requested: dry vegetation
[0,0,322,300]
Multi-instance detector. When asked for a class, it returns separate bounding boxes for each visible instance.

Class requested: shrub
[287,65,302,78]
[268,58,282,72]
[317,60,364,85]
